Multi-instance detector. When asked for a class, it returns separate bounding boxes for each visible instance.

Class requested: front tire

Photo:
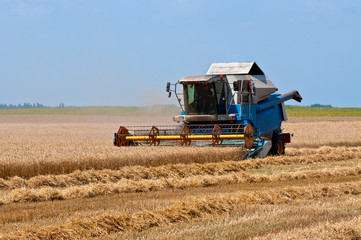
[270,134,285,156]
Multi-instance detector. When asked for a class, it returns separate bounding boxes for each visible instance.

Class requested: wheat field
[0,115,360,239]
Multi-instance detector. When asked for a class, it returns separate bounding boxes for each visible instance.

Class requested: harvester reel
[244,125,255,149]
[117,126,131,146]
[180,125,191,146]
[212,125,223,146]
[115,124,256,150]
[149,126,160,146]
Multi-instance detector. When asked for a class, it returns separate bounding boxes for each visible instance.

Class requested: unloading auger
[114,62,302,159]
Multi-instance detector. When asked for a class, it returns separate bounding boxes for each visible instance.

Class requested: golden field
[0,115,360,239]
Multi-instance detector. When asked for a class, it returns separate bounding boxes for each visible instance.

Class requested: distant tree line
[310,104,333,108]
[0,103,65,109]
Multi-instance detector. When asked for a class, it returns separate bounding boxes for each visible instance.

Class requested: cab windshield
[183,83,218,115]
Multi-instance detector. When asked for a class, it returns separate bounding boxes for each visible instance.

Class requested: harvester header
[114,62,302,159]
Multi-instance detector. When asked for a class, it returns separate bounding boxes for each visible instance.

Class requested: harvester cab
[114,62,302,159]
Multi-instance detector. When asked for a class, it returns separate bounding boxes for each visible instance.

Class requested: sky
[0,0,360,107]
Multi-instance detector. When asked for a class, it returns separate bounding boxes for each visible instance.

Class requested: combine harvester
[114,62,302,159]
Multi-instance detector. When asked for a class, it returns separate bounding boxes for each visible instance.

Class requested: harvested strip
[1,147,360,190]
[2,164,361,205]
[286,146,361,156]
[2,180,361,240]
[243,147,361,169]
[257,215,361,240]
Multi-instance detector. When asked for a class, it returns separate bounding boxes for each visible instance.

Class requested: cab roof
[206,62,264,75]
[179,75,221,83]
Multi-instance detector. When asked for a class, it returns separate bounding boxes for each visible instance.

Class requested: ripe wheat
[1,146,359,183]
[2,164,360,205]
[3,180,361,240]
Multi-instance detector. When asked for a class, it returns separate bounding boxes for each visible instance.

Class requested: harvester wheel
[270,135,285,156]
[244,125,255,149]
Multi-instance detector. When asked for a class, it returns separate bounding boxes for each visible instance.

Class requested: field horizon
[0,105,360,117]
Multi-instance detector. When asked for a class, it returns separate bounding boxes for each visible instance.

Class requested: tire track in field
[256,215,361,240]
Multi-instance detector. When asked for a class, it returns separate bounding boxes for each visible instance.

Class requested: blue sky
[1,0,360,107]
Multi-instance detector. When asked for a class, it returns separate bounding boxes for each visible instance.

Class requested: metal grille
[124,124,247,136]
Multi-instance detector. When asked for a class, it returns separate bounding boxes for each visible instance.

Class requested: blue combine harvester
[114,62,302,159]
